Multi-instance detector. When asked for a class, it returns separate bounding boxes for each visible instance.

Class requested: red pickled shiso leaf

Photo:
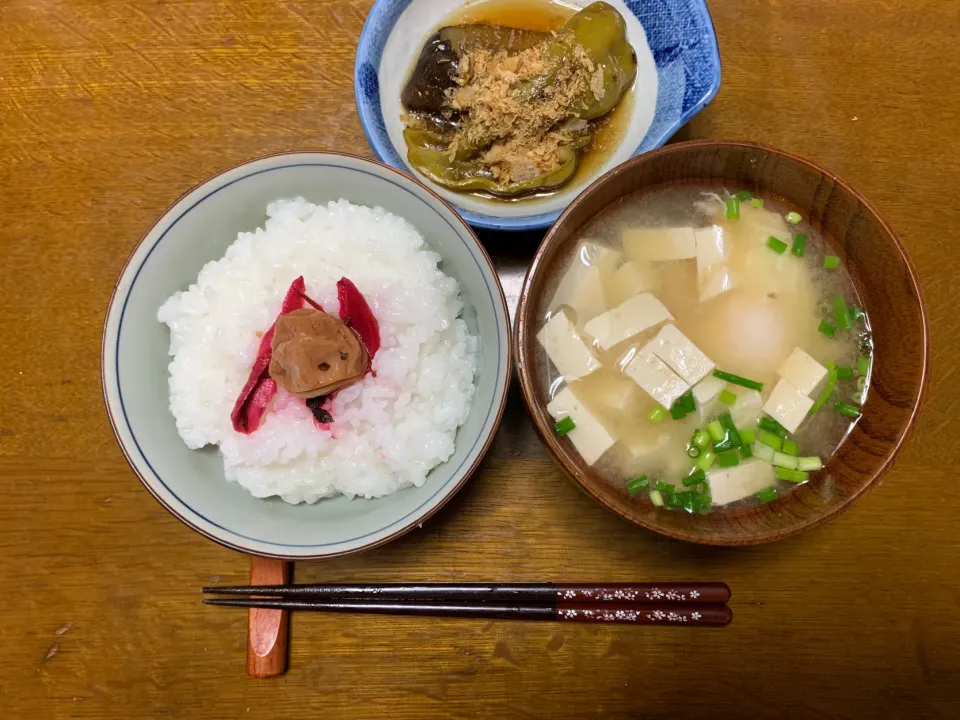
[236,377,277,434]
[230,276,306,434]
[280,276,307,314]
[336,277,380,361]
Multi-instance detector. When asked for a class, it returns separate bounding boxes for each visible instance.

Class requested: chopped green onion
[706,420,725,443]
[716,451,740,468]
[836,365,854,380]
[554,416,575,436]
[726,196,741,219]
[626,476,650,495]
[694,493,712,514]
[750,198,764,208]
[824,255,841,269]
[740,444,754,459]
[772,451,799,470]
[797,456,823,472]
[791,233,807,257]
[752,442,775,462]
[713,369,764,391]
[695,482,708,495]
[667,492,683,510]
[683,468,707,487]
[818,320,836,338]
[648,406,667,423]
[756,428,784,451]
[785,211,802,224]
[833,400,862,419]
[833,296,852,330]
[686,444,702,459]
[713,413,744,451]
[809,364,839,415]
[719,389,737,405]
[775,467,809,483]
[756,487,779,503]
[767,236,788,254]
[678,490,697,512]
[739,428,756,445]
[782,439,799,457]
[669,392,695,420]
[735,190,753,202]
[650,489,664,507]
[857,355,871,377]
[693,429,711,448]
[696,450,716,472]
[655,480,675,494]
[758,416,789,438]
[851,307,866,323]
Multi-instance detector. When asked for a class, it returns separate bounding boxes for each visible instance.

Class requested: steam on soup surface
[537,187,873,513]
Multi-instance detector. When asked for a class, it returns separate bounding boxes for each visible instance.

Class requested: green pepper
[404,128,581,196]
[544,1,637,119]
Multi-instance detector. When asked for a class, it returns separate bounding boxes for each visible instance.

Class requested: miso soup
[536,187,873,513]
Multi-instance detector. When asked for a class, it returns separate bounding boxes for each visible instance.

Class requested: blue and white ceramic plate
[355,0,721,231]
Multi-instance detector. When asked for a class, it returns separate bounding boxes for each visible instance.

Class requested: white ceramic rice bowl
[102,152,511,559]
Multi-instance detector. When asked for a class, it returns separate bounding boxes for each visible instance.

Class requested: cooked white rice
[158,198,478,504]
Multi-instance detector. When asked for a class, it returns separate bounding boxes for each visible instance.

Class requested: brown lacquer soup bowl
[515,140,928,545]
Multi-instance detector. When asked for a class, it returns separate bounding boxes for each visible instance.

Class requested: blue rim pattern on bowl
[355,0,722,231]
[111,165,499,549]
[102,154,512,559]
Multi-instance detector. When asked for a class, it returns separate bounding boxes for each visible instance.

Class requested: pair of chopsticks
[204,582,732,626]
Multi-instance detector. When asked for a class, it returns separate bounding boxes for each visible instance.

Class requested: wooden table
[2,1,958,717]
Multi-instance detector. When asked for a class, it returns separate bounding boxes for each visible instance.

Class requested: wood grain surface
[1,1,958,718]
[246,557,291,677]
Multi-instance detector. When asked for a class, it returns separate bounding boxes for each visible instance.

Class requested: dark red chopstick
[202,582,730,605]
[203,597,731,626]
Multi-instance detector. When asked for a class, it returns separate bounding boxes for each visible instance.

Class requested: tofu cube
[609,261,657,306]
[537,311,601,382]
[762,379,815,433]
[575,241,622,274]
[622,349,691,409]
[643,324,716,385]
[612,431,673,474]
[777,347,828,397]
[583,292,673,351]
[698,265,737,303]
[730,389,764,429]
[621,432,671,462]
[566,265,607,326]
[694,225,727,270]
[582,373,643,416]
[692,375,726,407]
[708,460,777,506]
[548,242,622,324]
[692,375,727,422]
[622,227,697,262]
[546,387,615,466]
